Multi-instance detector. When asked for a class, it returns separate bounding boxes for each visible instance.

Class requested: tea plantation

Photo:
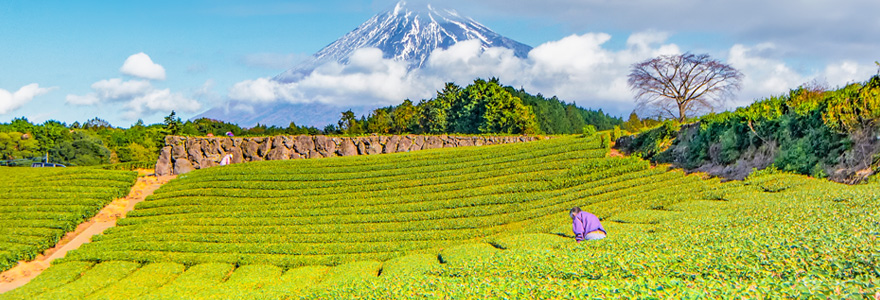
[0,168,137,272]
[1,135,877,298]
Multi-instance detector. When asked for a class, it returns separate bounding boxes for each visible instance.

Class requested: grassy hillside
[0,168,137,272]
[2,136,877,298]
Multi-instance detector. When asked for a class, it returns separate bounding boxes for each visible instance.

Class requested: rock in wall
[155,135,548,175]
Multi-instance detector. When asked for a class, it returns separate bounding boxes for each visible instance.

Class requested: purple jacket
[572,211,606,241]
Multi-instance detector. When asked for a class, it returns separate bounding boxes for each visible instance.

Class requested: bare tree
[628,53,743,122]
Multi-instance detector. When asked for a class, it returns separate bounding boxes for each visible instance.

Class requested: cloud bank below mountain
[228,31,875,117]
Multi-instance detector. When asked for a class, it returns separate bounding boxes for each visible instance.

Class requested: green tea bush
[137,263,234,300]
[8,135,878,298]
[32,261,141,300]
[95,161,156,171]
[85,262,185,300]
[0,261,95,300]
[379,254,439,277]
[0,168,136,272]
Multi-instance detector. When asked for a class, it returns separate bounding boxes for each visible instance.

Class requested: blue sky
[1,0,878,127]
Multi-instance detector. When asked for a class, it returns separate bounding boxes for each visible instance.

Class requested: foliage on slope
[618,75,880,183]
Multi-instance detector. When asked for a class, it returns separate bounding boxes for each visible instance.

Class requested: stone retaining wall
[155,135,547,175]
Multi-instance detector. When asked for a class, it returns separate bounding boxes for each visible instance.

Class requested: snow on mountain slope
[197,1,533,127]
[274,1,532,82]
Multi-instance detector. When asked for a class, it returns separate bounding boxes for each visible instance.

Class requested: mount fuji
[196,1,533,128]
[275,1,532,83]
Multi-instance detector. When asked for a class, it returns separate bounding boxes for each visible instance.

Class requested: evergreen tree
[391,100,418,134]
[366,108,393,134]
[338,110,364,135]
[623,112,644,132]
[348,78,623,135]
[163,111,183,135]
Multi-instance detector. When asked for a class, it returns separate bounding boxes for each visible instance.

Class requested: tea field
[1,135,878,298]
[0,168,137,272]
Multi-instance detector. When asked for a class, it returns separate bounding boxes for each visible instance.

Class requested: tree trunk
[677,100,687,122]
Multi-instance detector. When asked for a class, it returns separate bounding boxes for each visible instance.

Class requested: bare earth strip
[0,171,176,293]
[607,148,625,158]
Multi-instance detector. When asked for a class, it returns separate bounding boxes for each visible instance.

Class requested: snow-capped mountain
[197,1,533,127]
[274,1,532,82]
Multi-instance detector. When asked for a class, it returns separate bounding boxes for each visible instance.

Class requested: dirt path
[0,171,175,293]
[607,148,625,158]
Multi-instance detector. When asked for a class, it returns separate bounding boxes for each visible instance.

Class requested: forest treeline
[618,75,880,183]
[0,78,620,166]
[327,78,621,135]
[0,114,322,167]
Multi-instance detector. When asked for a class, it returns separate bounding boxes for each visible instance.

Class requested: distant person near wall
[220,154,233,166]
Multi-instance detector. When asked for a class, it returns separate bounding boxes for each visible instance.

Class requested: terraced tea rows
[0,168,137,272]
[4,135,877,298]
[66,136,635,267]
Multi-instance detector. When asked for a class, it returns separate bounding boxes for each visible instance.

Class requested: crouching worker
[570,207,606,242]
[220,154,233,166]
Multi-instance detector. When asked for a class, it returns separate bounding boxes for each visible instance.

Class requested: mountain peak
[390,1,458,18]
[201,3,536,128]
[392,1,407,15]
[274,1,532,82]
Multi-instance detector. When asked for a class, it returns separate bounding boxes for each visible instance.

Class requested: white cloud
[426,39,527,84]
[529,33,613,73]
[822,61,874,87]
[522,32,679,104]
[91,78,152,100]
[66,53,201,120]
[123,89,202,120]
[241,52,308,69]
[727,43,875,107]
[67,78,201,119]
[0,84,56,114]
[230,48,430,107]
[228,32,680,114]
[227,31,879,117]
[434,0,880,65]
[120,52,167,80]
[194,79,221,102]
[229,78,288,103]
[65,93,101,105]
[727,43,807,104]
[233,102,256,115]
[626,30,670,50]
[186,64,208,74]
